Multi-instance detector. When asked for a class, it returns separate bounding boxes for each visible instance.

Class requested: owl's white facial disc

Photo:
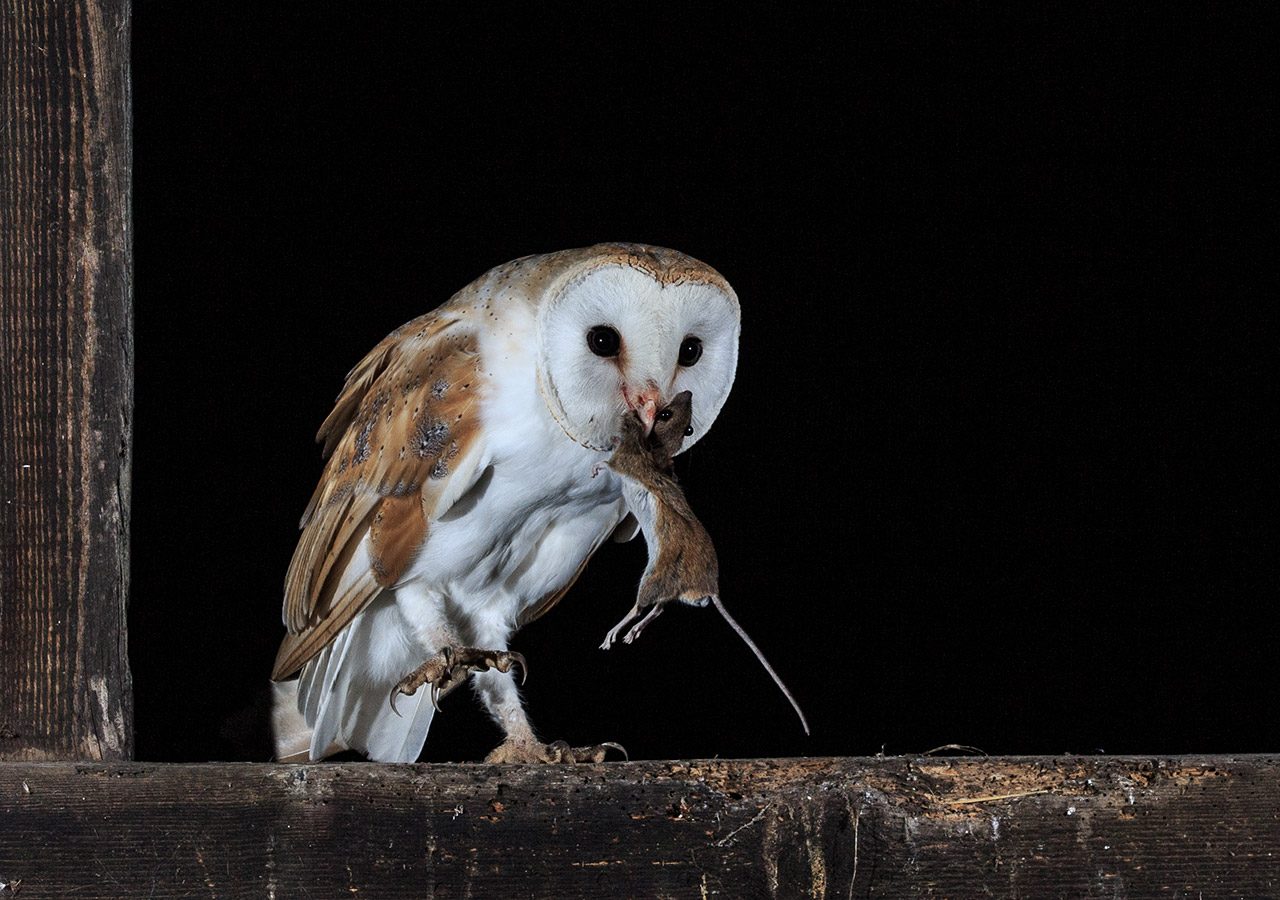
[537,264,740,452]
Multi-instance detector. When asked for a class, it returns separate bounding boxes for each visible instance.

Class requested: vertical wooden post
[0,0,132,760]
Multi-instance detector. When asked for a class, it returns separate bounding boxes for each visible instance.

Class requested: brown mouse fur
[602,391,718,646]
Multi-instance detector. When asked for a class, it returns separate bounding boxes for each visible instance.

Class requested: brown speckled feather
[272,311,486,680]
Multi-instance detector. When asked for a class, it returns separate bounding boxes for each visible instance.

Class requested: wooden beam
[0,756,1274,896]
[0,0,133,760]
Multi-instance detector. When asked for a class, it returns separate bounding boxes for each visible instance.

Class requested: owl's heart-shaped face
[537,263,740,452]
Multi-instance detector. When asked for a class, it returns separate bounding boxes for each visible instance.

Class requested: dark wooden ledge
[2,754,1275,897]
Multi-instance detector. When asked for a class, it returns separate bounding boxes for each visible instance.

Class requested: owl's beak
[625,384,662,435]
[635,397,658,434]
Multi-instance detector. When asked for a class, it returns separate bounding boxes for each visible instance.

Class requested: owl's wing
[271,311,490,680]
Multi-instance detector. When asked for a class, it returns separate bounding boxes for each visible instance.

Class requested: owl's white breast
[397,303,625,628]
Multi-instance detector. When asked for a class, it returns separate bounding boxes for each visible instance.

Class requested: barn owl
[270,243,741,763]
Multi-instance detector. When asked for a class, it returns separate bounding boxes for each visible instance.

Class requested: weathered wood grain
[1,756,1275,897]
[0,0,133,760]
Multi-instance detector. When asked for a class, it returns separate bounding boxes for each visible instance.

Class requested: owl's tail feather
[285,594,437,762]
[271,679,313,762]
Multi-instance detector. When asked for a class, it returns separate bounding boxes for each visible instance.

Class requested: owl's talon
[594,741,629,761]
[506,650,529,685]
[485,738,629,764]
[563,741,628,763]
[390,646,528,714]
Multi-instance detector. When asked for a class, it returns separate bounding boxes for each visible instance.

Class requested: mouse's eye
[678,336,703,367]
[586,325,621,357]
[683,426,694,436]
[657,408,674,422]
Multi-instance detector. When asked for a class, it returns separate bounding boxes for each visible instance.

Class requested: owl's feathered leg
[387,643,627,761]
[458,617,627,764]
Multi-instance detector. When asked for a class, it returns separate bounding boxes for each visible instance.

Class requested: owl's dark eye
[678,336,703,367]
[586,325,621,357]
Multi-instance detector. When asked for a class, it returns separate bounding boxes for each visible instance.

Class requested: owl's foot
[389,646,527,715]
[484,738,628,764]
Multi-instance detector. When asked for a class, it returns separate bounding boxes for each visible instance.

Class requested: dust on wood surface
[0,0,133,760]
[1,755,1275,897]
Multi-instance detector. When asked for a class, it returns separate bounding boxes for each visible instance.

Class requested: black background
[132,6,1272,762]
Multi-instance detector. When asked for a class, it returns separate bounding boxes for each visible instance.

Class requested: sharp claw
[568,742,628,763]
[600,741,629,761]
[508,651,528,684]
[392,646,524,720]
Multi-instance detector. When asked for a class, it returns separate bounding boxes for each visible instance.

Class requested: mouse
[602,391,809,735]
